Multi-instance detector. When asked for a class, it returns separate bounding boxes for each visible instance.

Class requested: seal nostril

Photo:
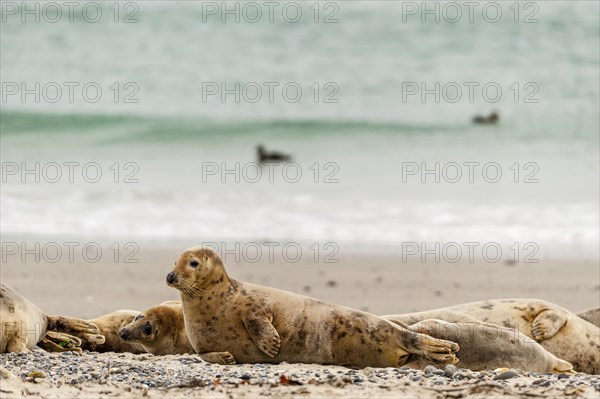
[166,272,177,285]
[119,329,129,340]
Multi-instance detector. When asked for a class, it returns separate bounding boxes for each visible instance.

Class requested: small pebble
[444,364,458,378]
[423,365,439,375]
[0,351,597,396]
[494,371,519,380]
[532,379,551,387]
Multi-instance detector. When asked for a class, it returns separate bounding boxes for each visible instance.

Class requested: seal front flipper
[199,351,236,365]
[6,339,30,353]
[242,314,281,357]
[552,357,575,375]
[532,309,567,341]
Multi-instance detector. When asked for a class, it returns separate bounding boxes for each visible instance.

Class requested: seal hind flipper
[38,338,81,354]
[199,351,236,365]
[38,331,83,354]
[532,309,567,341]
[242,314,281,357]
[395,324,459,364]
[46,315,106,345]
[44,330,83,347]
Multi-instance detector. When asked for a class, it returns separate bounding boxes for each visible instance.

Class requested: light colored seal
[118,300,235,364]
[392,319,573,373]
[81,310,146,354]
[383,299,600,374]
[0,284,104,353]
[166,247,460,368]
[578,308,600,328]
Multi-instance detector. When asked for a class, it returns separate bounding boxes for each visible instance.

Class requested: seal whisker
[181,282,204,297]
[187,284,205,296]
[126,339,146,352]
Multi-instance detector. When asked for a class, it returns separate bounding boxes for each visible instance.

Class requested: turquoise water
[1,2,599,259]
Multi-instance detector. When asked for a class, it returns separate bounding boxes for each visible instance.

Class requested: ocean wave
[0,111,464,141]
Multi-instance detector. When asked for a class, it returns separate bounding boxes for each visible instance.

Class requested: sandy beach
[2,350,600,399]
[1,246,599,398]
[1,246,598,318]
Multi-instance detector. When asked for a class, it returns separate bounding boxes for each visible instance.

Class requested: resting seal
[0,284,104,353]
[383,299,600,374]
[166,247,459,368]
[118,301,235,364]
[394,319,573,373]
[80,310,145,354]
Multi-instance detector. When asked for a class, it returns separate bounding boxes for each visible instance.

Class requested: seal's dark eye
[190,260,199,268]
[143,323,152,335]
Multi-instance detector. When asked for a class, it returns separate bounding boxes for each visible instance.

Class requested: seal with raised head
[0,284,104,353]
[118,300,235,364]
[383,298,600,374]
[166,247,460,368]
[80,310,145,354]
[394,319,573,373]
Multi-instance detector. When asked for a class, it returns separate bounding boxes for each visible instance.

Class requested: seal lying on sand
[99,299,572,373]
[166,247,460,368]
[384,299,600,374]
[395,319,574,373]
[80,310,145,354]
[118,300,235,364]
[0,284,104,353]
